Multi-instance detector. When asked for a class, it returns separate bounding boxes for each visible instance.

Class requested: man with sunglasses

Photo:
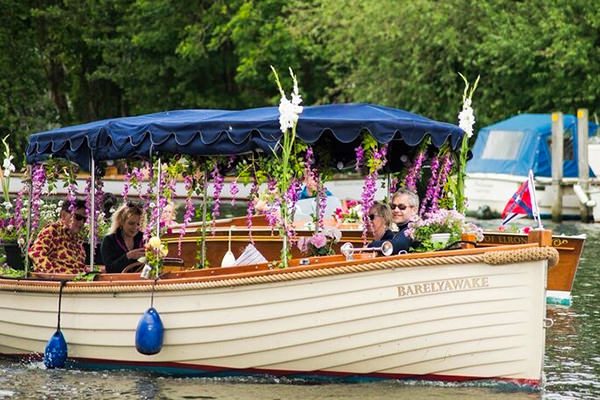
[391,189,419,227]
[29,199,88,274]
[389,189,420,251]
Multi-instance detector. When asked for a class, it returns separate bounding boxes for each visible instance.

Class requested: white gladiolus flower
[278,96,303,132]
[3,201,11,210]
[458,101,476,138]
[2,156,14,176]
[17,237,24,246]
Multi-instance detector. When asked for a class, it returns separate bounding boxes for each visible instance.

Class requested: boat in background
[479,231,584,306]
[466,114,598,219]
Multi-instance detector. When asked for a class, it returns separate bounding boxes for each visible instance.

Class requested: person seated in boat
[101,192,118,220]
[367,202,412,254]
[161,201,178,233]
[298,172,332,200]
[29,199,88,274]
[101,201,146,273]
[390,188,419,236]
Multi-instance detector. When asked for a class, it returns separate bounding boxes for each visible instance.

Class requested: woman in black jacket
[101,202,146,273]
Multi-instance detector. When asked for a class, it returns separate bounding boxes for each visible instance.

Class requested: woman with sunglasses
[367,203,395,244]
[368,199,415,254]
[101,202,146,273]
[29,198,89,274]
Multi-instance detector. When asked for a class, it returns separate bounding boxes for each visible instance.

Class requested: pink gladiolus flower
[523,226,531,234]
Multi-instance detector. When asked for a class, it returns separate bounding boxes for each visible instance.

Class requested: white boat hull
[466,172,584,218]
[0,252,547,386]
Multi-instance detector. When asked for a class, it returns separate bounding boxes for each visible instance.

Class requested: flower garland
[430,153,453,212]
[246,178,258,244]
[142,162,156,241]
[30,164,47,233]
[84,177,105,247]
[122,168,132,202]
[229,179,239,206]
[420,155,440,214]
[210,160,224,233]
[404,147,427,192]
[356,136,388,242]
[179,173,195,256]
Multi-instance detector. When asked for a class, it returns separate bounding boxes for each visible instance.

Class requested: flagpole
[529,170,543,229]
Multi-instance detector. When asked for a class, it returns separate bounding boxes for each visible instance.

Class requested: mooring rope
[0,246,558,294]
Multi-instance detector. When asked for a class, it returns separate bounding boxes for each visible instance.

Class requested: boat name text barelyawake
[398,276,490,297]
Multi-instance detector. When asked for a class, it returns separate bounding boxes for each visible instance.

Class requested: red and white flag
[501,170,542,227]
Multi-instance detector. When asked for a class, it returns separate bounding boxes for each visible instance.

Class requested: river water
[1,219,599,399]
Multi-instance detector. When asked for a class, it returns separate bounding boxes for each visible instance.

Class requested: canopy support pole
[201,167,208,268]
[24,166,33,275]
[156,158,162,238]
[89,152,95,271]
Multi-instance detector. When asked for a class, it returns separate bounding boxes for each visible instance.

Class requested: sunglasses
[368,214,378,221]
[391,203,409,211]
[73,213,86,222]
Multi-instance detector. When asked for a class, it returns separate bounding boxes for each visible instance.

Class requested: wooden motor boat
[0,235,556,387]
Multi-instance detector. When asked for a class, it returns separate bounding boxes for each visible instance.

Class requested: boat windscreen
[481,130,524,160]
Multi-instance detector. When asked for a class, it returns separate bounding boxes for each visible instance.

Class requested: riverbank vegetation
[2,0,598,167]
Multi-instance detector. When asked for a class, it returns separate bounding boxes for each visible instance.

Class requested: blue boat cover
[467,114,598,178]
[26,104,464,168]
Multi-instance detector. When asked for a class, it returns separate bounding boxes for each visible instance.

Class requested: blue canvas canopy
[26,104,464,169]
[467,114,598,178]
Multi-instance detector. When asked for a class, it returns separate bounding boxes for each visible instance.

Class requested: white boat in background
[466,173,583,218]
[466,114,598,219]
[0,242,553,387]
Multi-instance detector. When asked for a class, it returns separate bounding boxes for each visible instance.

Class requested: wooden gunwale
[0,243,538,291]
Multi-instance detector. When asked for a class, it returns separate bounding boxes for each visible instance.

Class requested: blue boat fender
[44,330,68,368]
[135,307,164,355]
[44,280,69,369]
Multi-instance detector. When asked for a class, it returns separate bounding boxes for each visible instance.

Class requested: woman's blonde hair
[109,201,145,234]
[370,202,394,230]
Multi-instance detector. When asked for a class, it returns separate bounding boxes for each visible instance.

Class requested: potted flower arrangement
[0,137,26,269]
[334,200,362,226]
[405,208,483,252]
[297,226,342,257]
[138,236,169,279]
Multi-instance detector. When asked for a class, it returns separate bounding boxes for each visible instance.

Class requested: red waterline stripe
[3,353,539,388]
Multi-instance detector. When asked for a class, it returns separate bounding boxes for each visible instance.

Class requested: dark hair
[61,199,86,213]
[102,193,118,219]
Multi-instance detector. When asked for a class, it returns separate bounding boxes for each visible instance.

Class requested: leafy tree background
[1,0,599,167]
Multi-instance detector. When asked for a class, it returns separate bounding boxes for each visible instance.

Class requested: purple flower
[179,174,195,256]
[246,179,258,243]
[420,155,440,214]
[405,150,426,192]
[355,146,365,171]
[211,161,224,232]
[229,179,239,206]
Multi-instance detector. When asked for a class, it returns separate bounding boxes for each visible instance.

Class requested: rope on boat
[0,246,559,294]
